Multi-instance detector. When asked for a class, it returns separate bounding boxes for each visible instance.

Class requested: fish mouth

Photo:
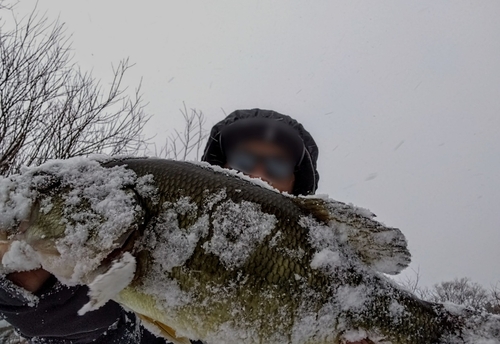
[0,201,44,273]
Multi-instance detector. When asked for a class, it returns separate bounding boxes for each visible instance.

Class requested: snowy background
[10,1,500,288]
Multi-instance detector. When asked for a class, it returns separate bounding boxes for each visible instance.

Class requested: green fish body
[0,157,498,343]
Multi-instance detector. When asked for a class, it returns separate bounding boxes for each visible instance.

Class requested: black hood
[201,109,319,195]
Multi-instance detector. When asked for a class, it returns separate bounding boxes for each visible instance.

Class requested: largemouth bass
[0,157,498,343]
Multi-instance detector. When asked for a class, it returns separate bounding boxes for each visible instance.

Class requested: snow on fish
[0,157,498,343]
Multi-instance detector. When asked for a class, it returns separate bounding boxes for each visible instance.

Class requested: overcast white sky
[12,1,500,288]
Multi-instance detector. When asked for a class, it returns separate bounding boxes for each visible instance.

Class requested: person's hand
[7,268,52,293]
[0,240,52,293]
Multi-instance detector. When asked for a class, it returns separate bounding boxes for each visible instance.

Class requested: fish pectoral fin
[78,252,136,315]
[136,313,192,344]
[294,197,411,275]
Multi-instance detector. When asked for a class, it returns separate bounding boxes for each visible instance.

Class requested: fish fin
[292,197,331,223]
[78,252,136,315]
[293,197,411,275]
[137,313,192,344]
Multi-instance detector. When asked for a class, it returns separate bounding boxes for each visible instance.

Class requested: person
[202,108,319,196]
[0,108,368,343]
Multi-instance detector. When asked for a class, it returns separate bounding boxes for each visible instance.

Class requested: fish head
[1,162,145,285]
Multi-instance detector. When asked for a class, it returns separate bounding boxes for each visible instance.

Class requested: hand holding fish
[6,269,51,293]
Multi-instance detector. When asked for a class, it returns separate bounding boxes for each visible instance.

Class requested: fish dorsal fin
[292,196,411,275]
[137,313,192,344]
[291,196,331,223]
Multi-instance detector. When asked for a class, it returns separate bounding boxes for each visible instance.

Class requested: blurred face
[225,140,296,193]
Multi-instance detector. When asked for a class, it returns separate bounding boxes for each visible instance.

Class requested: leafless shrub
[396,271,500,313]
[154,103,208,161]
[0,4,150,176]
[427,277,490,310]
[492,283,500,304]
[486,282,500,314]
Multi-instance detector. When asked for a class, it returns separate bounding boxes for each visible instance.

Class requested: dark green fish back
[103,158,318,288]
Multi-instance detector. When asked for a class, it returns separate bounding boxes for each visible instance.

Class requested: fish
[0,156,498,344]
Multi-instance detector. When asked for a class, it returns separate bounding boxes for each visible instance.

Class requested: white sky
[12,1,500,288]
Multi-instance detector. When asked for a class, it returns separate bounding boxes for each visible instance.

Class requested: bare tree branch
[486,282,500,314]
[154,103,207,161]
[0,4,150,176]
[395,267,431,300]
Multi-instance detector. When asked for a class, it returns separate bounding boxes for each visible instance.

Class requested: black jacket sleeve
[0,275,169,343]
